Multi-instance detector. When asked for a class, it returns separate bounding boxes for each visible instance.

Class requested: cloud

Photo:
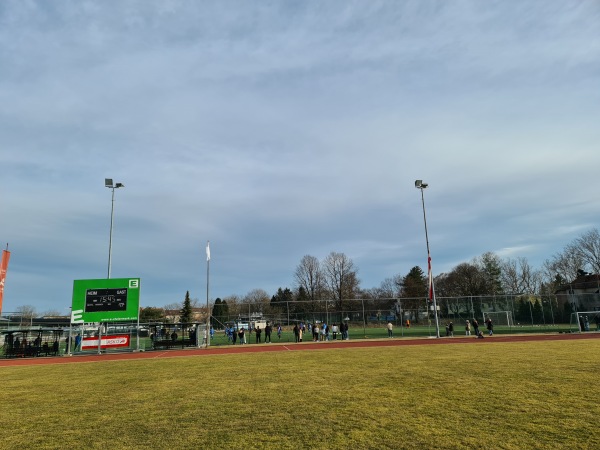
[1,1,599,312]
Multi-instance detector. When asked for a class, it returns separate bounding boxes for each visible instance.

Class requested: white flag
[206,241,210,261]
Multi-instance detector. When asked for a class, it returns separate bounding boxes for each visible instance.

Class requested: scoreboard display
[85,288,128,312]
[72,278,140,323]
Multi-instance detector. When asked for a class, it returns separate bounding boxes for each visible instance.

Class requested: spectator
[486,318,494,336]
[255,326,262,344]
[293,324,299,343]
[472,319,479,336]
[387,322,393,338]
[465,320,471,336]
[448,322,454,337]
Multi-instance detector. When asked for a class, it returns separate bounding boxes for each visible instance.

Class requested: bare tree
[16,305,36,326]
[437,263,484,297]
[501,257,541,295]
[321,251,360,310]
[294,255,323,301]
[244,288,270,314]
[222,294,242,318]
[542,248,586,283]
[572,228,600,274]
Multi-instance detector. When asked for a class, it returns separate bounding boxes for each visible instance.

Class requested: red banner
[81,334,130,350]
[0,249,10,315]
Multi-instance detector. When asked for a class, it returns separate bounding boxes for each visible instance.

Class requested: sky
[1,1,599,315]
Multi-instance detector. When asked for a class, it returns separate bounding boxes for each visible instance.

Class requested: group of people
[446,318,493,338]
[224,324,284,345]
[3,334,61,357]
[291,322,349,343]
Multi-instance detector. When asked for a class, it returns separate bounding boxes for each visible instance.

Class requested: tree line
[136,227,600,325]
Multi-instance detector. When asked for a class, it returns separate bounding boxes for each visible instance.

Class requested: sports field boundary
[1,332,599,367]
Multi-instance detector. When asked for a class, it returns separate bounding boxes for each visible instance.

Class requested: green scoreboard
[72,278,140,323]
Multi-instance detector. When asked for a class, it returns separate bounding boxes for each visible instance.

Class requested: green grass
[1,339,598,449]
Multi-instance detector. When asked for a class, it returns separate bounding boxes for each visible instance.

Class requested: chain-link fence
[2,292,599,357]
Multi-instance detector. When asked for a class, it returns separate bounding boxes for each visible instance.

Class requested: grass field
[1,338,598,449]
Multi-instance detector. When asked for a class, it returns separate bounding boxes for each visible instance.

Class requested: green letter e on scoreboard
[72,278,141,323]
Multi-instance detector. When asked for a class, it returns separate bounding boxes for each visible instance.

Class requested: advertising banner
[72,278,140,323]
[0,249,10,315]
[81,334,130,350]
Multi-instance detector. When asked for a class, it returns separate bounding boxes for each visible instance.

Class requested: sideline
[1,332,599,368]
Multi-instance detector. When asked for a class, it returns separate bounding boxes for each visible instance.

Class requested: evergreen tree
[212,298,229,326]
[180,291,193,323]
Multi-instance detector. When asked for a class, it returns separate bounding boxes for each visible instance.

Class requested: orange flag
[0,249,10,315]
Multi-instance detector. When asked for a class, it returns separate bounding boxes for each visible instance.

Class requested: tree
[400,266,427,298]
[140,307,165,322]
[543,248,586,283]
[180,291,193,323]
[501,257,541,295]
[321,251,360,311]
[437,263,483,297]
[294,255,324,301]
[244,288,270,315]
[212,298,229,326]
[475,252,504,296]
[15,305,36,327]
[397,266,427,322]
[572,228,600,274]
[271,287,293,310]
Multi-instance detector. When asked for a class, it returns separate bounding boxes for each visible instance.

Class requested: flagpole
[206,241,210,347]
[415,180,440,338]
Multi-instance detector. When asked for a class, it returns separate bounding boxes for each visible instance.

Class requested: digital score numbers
[85,288,128,312]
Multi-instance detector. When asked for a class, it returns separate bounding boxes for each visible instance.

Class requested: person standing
[265,324,272,343]
[332,323,339,340]
[387,322,393,338]
[465,320,471,336]
[486,318,493,336]
[293,324,299,343]
[75,333,82,351]
[255,326,262,344]
[472,319,479,336]
[448,322,454,337]
[277,325,282,340]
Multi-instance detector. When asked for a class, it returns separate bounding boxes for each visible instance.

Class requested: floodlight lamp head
[105,178,114,188]
[115,182,124,188]
[415,180,428,189]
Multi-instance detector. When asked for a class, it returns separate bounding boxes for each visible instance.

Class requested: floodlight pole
[206,241,211,348]
[415,180,440,338]
[105,179,124,279]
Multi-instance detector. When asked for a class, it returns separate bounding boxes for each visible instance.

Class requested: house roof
[556,273,600,294]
